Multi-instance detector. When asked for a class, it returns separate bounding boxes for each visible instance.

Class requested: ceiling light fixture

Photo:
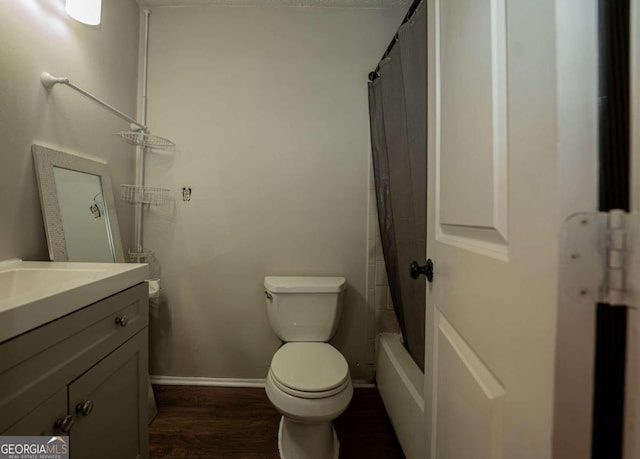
[65,0,102,26]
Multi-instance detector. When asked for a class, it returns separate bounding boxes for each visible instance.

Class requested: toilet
[264,276,353,459]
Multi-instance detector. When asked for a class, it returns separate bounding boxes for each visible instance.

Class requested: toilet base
[277,416,339,459]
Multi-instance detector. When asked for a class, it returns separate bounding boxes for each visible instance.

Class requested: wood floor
[149,385,405,459]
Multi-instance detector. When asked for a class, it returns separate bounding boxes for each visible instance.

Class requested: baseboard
[354,381,375,388]
[150,375,375,389]
[150,375,266,388]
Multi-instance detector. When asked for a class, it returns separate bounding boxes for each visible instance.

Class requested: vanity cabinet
[0,283,149,459]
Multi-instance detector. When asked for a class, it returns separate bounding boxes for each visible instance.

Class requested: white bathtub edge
[376,333,426,459]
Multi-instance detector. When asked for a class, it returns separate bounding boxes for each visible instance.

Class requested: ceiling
[137,0,409,8]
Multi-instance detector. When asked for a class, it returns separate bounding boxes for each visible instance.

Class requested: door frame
[551,0,600,457]
[625,1,640,457]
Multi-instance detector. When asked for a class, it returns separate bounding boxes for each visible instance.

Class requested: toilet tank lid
[264,276,346,293]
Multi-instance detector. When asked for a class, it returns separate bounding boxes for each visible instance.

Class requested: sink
[0,259,148,343]
[0,267,104,297]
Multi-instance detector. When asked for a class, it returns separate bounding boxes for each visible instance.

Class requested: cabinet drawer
[0,283,148,432]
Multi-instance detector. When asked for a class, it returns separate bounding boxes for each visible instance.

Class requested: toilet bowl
[265,343,353,459]
[264,277,352,459]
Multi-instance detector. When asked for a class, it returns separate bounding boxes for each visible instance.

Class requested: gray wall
[144,5,405,381]
[0,0,140,262]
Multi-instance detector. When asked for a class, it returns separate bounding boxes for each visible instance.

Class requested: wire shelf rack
[120,184,170,205]
[128,248,155,264]
[117,131,175,151]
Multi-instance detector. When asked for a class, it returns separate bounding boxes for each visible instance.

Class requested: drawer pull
[54,414,74,433]
[76,400,94,416]
[115,315,129,327]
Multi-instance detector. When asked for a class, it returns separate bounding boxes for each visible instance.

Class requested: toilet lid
[270,342,349,393]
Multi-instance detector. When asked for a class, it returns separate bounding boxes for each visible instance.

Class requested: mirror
[32,144,125,262]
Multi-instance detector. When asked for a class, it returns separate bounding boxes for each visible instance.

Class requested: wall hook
[89,204,101,219]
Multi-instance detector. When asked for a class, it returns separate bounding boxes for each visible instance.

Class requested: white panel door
[425,0,561,457]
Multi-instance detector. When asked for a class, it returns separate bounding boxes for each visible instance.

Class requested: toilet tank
[264,276,346,342]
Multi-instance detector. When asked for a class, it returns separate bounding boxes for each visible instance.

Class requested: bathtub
[376,333,425,459]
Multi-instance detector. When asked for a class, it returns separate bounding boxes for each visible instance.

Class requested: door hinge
[562,210,640,308]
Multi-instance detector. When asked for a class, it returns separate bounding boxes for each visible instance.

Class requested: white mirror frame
[32,144,125,262]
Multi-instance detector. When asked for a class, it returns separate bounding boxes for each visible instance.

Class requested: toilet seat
[270,343,349,399]
[269,369,350,399]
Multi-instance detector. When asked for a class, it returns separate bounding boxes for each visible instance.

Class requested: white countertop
[0,259,148,343]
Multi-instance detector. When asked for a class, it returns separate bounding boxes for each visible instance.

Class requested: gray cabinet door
[68,331,148,459]
[2,387,67,436]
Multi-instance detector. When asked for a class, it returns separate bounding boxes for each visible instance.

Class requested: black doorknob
[410,259,434,282]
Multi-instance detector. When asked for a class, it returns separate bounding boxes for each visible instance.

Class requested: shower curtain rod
[39,72,147,131]
[368,0,423,81]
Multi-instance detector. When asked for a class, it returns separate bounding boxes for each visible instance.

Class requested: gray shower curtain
[368,1,426,370]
